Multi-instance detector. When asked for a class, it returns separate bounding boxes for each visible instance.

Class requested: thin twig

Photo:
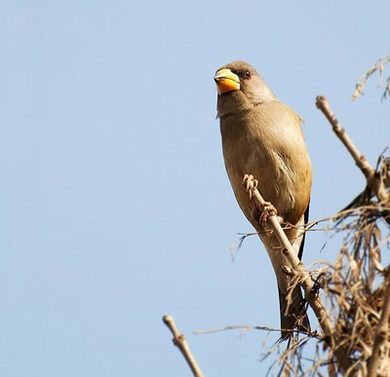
[351,56,390,101]
[162,315,204,377]
[193,324,317,338]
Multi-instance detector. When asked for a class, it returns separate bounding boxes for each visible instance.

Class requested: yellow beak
[214,68,240,94]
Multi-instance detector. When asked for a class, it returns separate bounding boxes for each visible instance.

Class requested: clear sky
[0,1,388,376]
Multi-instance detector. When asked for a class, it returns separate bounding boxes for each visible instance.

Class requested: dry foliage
[352,56,390,101]
[271,199,390,376]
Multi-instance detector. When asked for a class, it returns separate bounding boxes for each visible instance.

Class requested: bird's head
[214,61,275,118]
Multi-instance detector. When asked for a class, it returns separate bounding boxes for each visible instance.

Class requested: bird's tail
[259,206,311,339]
[278,285,310,339]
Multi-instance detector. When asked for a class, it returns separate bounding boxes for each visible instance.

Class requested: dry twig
[352,56,390,101]
[316,95,389,205]
[163,315,204,377]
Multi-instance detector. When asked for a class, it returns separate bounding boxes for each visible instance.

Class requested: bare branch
[163,315,204,377]
[316,95,389,204]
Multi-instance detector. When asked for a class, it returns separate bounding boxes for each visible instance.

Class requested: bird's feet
[242,174,258,200]
[243,174,277,224]
[259,201,277,224]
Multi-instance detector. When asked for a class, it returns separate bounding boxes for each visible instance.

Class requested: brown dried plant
[352,56,390,101]
[271,199,390,376]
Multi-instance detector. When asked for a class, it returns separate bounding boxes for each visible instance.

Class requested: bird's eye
[244,70,251,79]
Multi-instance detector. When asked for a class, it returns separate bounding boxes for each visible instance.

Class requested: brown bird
[214,61,312,338]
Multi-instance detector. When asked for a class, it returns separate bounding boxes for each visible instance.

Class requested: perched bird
[214,61,312,338]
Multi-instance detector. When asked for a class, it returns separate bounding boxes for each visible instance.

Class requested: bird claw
[243,174,258,200]
[243,174,277,224]
[259,201,277,224]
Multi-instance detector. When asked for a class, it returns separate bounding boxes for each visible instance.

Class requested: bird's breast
[219,106,311,228]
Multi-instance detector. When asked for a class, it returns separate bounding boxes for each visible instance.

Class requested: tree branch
[162,314,204,377]
[243,175,352,373]
[316,95,389,204]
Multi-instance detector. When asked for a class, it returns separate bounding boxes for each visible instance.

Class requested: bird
[214,61,312,338]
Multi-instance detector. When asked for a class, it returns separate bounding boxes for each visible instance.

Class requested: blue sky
[0,1,388,376]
